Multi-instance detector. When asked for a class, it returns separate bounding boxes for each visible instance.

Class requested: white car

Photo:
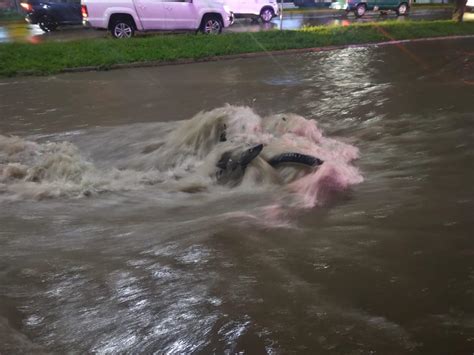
[222,0,279,23]
[467,0,474,12]
[81,0,234,38]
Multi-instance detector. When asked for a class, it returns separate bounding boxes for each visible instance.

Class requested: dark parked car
[20,0,82,32]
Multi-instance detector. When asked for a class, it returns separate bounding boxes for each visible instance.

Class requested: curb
[58,34,474,75]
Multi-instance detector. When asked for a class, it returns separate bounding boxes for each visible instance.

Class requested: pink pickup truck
[81,0,234,38]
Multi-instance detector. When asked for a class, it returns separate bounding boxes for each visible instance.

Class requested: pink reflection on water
[289,162,363,208]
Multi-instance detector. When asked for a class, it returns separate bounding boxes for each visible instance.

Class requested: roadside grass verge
[1,20,474,77]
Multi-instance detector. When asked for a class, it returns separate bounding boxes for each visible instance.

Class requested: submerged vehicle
[20,0,82,32]
[330,0,411,17]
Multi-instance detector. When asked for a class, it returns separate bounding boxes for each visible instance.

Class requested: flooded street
[1,38,474,354]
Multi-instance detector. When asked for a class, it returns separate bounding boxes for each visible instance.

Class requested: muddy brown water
[1,38,473,354]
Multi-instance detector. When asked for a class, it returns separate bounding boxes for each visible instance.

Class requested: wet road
[0,8,456,43]
[1,38,474,354]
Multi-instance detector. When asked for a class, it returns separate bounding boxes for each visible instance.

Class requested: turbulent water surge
[0,106,362,214]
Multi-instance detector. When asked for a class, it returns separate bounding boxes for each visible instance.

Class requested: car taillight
[81,4,88,18]
[20,2,33,11]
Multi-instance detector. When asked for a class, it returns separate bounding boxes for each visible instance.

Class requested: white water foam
[0,105,363,211]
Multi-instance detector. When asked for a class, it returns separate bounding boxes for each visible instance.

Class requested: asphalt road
[0,8,463,43]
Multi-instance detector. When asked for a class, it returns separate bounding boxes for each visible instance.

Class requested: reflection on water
[0,38,473,354]
[0,21,102,43]
[0,22,43,43]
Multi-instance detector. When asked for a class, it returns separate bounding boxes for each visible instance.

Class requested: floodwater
[1,38,474,354]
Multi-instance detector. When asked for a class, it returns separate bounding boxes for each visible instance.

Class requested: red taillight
[20,2,33,11]
[81,4,88,18]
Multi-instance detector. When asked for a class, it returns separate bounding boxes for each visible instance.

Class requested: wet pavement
[1,37,473,354]
[0,8,456,43]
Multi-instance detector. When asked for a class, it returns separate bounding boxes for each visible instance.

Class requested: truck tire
[199,15,223,34]
[260,7,274,23]
[355,3,366,17]
[396,2,409,16]
[38,15,58,32]
[111,18,135,38]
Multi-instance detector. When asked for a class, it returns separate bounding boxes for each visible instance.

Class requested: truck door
[376,0,397,10]
[134,0,168,30]
[163,0,197,30]
[249,0,261,15]
[225,0,249,15]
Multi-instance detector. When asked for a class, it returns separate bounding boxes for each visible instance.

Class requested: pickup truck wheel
[260,8,274,23]
[396,2,409,16]
[38,15,58,32]
[200,15,223,34]
[355,3,366,17]
[111,19,134,38]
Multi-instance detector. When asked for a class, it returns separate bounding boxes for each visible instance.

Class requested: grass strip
[1,20,474,77]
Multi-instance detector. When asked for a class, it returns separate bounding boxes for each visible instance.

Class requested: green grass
[1,20,473,77]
